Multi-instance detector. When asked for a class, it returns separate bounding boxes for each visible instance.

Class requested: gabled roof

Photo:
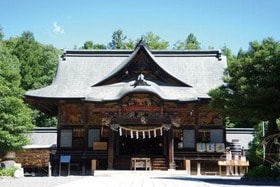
[94,43,190,87]
[25,43,227,111]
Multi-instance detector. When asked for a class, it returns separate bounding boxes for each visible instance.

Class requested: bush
[0,166,18,176]
[245,165,280,178]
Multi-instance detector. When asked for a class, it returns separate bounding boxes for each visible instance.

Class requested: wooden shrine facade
[27,94,225,173]
[25,41,227,174]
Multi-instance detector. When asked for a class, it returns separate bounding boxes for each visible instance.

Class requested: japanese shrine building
[25,41,227,174]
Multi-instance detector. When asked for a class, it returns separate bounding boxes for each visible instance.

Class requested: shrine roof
[85,80,199,102]
[25,44,227,104]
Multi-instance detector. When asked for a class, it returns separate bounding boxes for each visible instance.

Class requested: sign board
[216,143,225,152]
[206,143,215,152]
[93,142,107,150]
[196,143,206,152]
[60,155,71,163]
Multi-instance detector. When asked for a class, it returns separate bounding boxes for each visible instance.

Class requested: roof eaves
[63,49,132,58]
[152,49,222,60]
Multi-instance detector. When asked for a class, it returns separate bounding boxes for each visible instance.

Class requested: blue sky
[0,0,279,54]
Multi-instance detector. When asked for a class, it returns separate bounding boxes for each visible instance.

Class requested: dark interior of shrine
[118,135,164,156]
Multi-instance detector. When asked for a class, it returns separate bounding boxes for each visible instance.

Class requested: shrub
[245,165,280,178]
[0,166,18,177]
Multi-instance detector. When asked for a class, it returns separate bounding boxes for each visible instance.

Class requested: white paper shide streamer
[119,127,122,136]
[117,125,168,139]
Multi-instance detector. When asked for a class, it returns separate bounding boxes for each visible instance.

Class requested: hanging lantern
[154,129,157,137]
[142,131,145,139]
[148,130,151,138]
[160,127,163,136]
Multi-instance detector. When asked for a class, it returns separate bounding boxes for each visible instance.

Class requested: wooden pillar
[108,129,114,169]
[197,162,201,175]
[194,101,199,126]
[168,128,176,170]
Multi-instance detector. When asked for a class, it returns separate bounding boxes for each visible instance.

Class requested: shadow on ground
[153,176,280,186]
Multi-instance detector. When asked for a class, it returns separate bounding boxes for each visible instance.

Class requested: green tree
[185,33,201,49]
[209,38,280,136]
[8,31,60,90]
[141,32,169,50]
[31,110,57,127]
[0,25,4,40]
[173,33,201,50]
[83,41,94,49]
[5,31,60,127]
[92,44,107,49]
[0,41,34,153]
[108,30,136,50]
[82,41,106,49]
[221,45,236,65]
[108,29,128,49]
[124,39,135,49]
[247,123,266,166]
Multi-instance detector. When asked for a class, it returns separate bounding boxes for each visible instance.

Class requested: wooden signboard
[93,142,107,150]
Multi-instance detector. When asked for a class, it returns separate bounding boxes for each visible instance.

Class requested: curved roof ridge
[93,43,191,87]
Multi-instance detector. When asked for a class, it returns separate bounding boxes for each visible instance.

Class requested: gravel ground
[1,171,280,187]
[0,176,85,187]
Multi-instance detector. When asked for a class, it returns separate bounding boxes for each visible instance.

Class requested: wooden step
[152,158,168,170]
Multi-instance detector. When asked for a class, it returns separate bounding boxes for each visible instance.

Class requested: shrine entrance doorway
[114,128,168,170]
[118,135,165,156]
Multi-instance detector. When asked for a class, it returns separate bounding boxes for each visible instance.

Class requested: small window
[198,129,224,143]
[60,129,72,147]
[210,129,223,143]
[88,129,101,147]
[183,129,195,148]
[198,129,210,143]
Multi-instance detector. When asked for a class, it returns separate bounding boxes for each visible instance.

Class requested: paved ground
[0,170,279,187]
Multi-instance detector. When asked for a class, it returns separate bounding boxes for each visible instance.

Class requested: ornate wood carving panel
[198,105,222,125]
[60,103,85,124]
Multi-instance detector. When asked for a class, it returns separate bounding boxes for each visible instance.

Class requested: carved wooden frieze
[198,105,222,125]
[175,112,195,126]
[60,103,85,124]
[88,111,102,125]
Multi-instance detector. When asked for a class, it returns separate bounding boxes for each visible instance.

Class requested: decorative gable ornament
[131,74,151,88]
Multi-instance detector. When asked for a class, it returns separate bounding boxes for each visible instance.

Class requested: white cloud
[53,21,64,35]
